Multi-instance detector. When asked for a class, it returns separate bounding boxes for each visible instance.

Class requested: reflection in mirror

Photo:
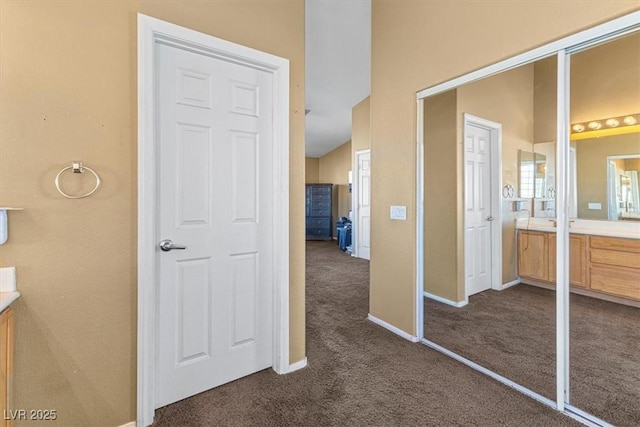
[568,31,640,427]
[518,150,547,199]
[421,22,638,427]
[607,154,640,220]
[423,56,556,402]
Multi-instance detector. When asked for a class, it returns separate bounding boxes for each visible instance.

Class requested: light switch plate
[390,205,407,220]
[588,202,602,210]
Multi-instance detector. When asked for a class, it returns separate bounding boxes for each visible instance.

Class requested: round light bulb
[623,116,637,125]
[588,121,602,130]
[572,124,585,132]
[605,118,619,127]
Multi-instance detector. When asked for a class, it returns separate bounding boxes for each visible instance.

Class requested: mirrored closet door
[422,55,558,402]
[566,31,640,427]
[418,12,639,427]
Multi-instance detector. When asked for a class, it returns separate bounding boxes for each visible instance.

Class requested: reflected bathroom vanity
[517,219,640,304]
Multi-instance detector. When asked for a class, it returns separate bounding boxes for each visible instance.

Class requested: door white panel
[156,41,273,408]
[176,258,211,366]
[230,253,258,347]
[177,68,212,108]
[465,122,493,296]
[356,151,371,260]
[177,124,211,226]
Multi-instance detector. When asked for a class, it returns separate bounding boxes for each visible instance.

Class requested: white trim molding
[423,292,468,308]
[367,314,419,343]
[500,279,521,291]
[137,14,290,427]
[286,358,308,373]
[118,422,137,427]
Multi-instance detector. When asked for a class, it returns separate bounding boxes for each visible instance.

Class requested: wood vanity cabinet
[518,230,639,302]
[0,307,13,427]
[517,230,587,286]
[549,234,588,288]
[517,230,549,281]
[589,236,640,300]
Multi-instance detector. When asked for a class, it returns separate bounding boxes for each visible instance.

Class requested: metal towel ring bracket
[55,161,101,199]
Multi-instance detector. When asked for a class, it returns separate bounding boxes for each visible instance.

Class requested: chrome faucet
[549,219,575,227]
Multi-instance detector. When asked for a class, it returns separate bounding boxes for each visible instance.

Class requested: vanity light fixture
[570,113,640,140]
[588,121,602,130]
[624,115,637,125]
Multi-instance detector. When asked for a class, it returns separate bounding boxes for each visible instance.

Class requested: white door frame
[137,14,290,426]
[416,10,640,425]
[462,113,502,297]
[352,149,371,259]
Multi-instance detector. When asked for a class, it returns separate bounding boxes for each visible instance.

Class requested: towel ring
[55,161,101,199]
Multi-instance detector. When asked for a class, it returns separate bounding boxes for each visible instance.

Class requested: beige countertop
[0,291,20,313]
[515,218,640,239]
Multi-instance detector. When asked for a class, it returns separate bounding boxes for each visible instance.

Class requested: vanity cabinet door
[549,234,588,288]
[0,307,13,427]
[518,230,549,281]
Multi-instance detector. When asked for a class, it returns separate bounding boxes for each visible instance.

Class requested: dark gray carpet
[425,284,640,427]
[153,241,578,426]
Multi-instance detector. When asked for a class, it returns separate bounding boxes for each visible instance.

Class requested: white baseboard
[499,279,520,290]
[118,422,137,427]
[423,291,468,308]
[367,313,419,342]
[287,357,308,373]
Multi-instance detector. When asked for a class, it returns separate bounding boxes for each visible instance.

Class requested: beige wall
[423,90,458,301]
[306,157,320,183]
[0,1,305,426]
[534,56,557,144]
[371,1,640,335]
[571,32,640,123]
[352,96,371,154]
[577,133,640,219]
[319,140,352,236]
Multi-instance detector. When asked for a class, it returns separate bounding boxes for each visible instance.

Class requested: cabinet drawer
[590,264,640,300]
[309,207,331,217]
[310,193,331,203]
[311,185,331,195]
[306,227,330,237]
[590,236,640,253]
[590,248,639,269]
[307,217,331,229]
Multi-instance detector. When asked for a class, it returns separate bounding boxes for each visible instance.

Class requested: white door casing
[354,149,371,260]
[138,14,290,427]
[463,114,502,298]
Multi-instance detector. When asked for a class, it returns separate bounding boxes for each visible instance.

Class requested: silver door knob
[486,216,494,221]
[159,239,187,251]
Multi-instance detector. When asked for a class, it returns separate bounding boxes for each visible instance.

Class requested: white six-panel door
[356,150,371,260]
[155,41,274,408]
[464,123,493,296]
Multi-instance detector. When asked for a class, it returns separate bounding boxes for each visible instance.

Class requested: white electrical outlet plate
[588,202,602,210]
[390,205,407,220]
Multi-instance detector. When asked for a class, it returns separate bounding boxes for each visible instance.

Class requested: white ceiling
[305,0,371,158]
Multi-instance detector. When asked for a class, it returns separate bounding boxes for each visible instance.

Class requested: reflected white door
[356,150,371,260]
[155,42,274,408]
[464,123,493,296]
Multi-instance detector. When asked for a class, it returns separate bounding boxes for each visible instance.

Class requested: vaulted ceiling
[305,0,371,158]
